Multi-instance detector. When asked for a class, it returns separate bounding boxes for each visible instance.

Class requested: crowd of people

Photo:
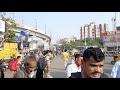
[61,48,108,78]
[0,49,56,78]
[0,47,120,78]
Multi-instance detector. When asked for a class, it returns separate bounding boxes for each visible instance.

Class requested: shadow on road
[51,71,66,78]
[104,69,111,74]
[103,69,112,78]
[51,68,65,71]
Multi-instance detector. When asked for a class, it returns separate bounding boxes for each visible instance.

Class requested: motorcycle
[0,61,9,72]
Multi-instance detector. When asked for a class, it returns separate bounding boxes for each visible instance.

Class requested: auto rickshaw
[111,49,120,65]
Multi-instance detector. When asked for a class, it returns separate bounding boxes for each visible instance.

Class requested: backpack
[9,59,19,71]
[37,56,47,70]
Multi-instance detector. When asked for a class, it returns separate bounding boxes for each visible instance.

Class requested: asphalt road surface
[50,55,114,78]
[4,55,114,78]
[104,57,114,78]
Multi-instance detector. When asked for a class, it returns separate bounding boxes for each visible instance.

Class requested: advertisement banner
[20,31,28,43]
[0,20,5,32]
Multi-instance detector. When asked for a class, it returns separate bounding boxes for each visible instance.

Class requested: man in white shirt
[66,54,82,78]
[111,60,120,78]
[65,52,80,70]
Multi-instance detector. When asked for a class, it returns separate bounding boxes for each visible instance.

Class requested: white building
[102,30,120,51]
[80,22,109,40]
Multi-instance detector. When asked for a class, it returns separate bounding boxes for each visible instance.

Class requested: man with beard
[13,56,37,78]
[70,47,108,78]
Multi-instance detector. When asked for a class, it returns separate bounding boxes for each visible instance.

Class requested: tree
[57,37,103,49]
[4,30,16,43]
[1,15,17,43]
[96,37,103,46]
[80,37,103,48]
[58,37,80,49]
[95,37,103,48]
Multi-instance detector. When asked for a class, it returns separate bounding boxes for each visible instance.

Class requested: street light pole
[13,12,14,20]
[115,12,118,50]
[84,35,87,49]
[34,19,37,30]
[45,24,46,34]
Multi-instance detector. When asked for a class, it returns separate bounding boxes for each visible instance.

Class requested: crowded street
[0,12,120,78]
[4,55,113,78]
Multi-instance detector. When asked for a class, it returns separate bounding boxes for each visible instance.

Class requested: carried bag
[9,60,19,71]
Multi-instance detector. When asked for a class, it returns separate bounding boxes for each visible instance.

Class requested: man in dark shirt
[70,47,108,78]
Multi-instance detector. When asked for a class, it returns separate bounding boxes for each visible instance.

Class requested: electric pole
[115,12,118,50]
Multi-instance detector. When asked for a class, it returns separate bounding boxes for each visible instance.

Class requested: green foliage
[1,16,17,43]
[58,38,80,49]
[4,30,16,43]
[59,37,103,49]
[80,37,103,48]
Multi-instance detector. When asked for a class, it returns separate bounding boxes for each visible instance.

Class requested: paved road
[104,57,114,78]
[51,55,67,78]
[4,70,14,78]
[50,55,114,78]
[4,55,114,78]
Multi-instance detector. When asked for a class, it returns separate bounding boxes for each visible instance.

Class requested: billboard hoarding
[0,20,5,32]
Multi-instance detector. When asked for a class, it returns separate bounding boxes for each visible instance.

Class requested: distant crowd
[0,47,120,78]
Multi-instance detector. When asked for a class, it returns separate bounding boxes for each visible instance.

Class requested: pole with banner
[20,35,25,59]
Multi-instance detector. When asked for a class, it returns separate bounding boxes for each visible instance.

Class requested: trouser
[43,66,51,78]
[36,68,43,78]
[64,60,68,68]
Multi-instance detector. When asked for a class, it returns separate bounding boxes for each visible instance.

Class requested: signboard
[16,37,21,42]
[10,43,18,49]
[0,20,5,32]
[20,31,28,43]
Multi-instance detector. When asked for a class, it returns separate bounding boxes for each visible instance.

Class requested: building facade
[80,22,108,40]
[102,30,120,51]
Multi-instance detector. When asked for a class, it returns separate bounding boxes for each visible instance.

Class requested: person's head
[12,54,16,57]
[17,56,21,60]
[64,49,67,52]
[39,50,42,53]
[81,47,105,78]
[46,50,52,56]
[74,54,82,66]
[74,52,80,56]
[24,56,37,74]
[39,50,43,55]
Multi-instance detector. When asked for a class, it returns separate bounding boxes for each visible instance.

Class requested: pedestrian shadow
[51,71,67,78]
[105,62,113,65]
[51,68,65,71]
[103,69,112,78]
[103,68,111,74]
